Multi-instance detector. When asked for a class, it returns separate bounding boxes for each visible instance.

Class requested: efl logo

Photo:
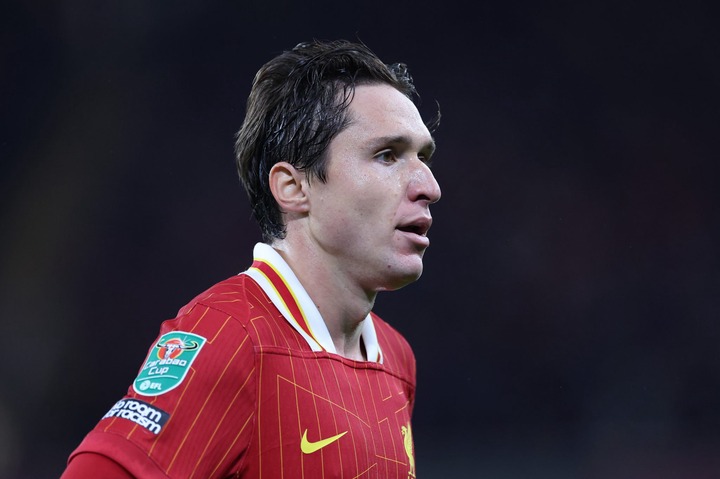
[132,331,206,397]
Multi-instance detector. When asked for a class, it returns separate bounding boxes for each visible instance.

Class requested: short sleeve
[68,302,257,478]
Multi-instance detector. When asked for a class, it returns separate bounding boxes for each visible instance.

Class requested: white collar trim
[242,243,382,363]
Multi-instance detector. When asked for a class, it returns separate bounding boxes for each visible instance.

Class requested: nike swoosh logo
[300,429,348,454]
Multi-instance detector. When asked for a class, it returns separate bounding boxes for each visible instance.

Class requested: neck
[270,239,376,360]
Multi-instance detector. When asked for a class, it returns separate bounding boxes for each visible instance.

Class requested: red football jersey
[68,243,417,478]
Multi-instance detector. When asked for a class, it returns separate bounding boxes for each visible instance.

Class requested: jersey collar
[242,243,383,363]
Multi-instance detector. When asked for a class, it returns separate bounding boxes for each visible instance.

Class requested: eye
[374,149,396,164]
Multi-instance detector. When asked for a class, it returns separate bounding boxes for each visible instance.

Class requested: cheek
[320,198,391,243]
[352,184,398,217]
[314,170,404,235]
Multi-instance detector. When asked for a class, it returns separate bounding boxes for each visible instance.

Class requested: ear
[268,162,309,214]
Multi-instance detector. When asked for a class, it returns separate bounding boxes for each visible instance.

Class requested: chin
[379,264,424,292]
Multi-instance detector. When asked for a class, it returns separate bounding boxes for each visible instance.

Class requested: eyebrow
[372,135,437,159]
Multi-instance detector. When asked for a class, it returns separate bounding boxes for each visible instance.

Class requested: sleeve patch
[132,331,207,396]
[103,398,170,434]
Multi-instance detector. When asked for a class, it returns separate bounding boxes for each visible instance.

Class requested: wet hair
[234,39,422,242]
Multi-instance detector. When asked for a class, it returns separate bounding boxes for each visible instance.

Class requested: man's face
[305,83,441,292]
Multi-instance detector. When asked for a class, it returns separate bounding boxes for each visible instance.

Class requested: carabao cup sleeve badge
[133,331,207,396]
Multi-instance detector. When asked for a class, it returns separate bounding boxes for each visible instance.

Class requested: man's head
[235,39,423,242]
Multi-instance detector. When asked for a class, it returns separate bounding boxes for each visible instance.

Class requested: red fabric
[61,453,134,479]
[67,274,417,478]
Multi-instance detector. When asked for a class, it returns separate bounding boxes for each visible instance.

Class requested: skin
[269,83,441,360]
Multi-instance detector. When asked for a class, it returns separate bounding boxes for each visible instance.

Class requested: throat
[333,334,367,361]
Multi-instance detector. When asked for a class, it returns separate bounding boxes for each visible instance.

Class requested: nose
[408,160,441,204]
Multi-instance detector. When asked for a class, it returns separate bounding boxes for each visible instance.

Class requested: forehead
[343,84,433,146]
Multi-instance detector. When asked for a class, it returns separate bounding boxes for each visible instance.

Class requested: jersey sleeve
[67,301,257,478]
[61,452,134,479]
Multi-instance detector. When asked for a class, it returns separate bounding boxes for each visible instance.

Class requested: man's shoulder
[370,313,416,378]
[370,313,412,348]
[169,274,300,350]
[176,273,266,321]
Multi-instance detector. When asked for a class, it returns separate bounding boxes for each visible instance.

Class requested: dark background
[2,0,718,477]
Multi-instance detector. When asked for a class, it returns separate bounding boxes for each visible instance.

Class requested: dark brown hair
[235,39,420,242]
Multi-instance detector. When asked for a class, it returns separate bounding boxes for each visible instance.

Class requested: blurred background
[2,0,718,477]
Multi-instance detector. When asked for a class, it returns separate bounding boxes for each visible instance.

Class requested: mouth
[396,217,432,242]
[397,224,427,236]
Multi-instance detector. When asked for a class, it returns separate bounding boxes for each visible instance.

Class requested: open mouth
[397,224,427,236]
[396,217,431,237]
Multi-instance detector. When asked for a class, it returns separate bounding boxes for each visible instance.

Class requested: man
[62,39,441,478]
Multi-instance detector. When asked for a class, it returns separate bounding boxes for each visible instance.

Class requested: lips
[396,216,432,238]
